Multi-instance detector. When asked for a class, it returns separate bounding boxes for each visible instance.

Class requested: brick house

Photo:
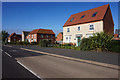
[22,31,31,42]
[56,32,63,44]
[8,32,21,42]
[26,29,55,43]
[63,4,114,46]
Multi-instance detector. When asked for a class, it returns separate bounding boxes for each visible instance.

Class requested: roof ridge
[71,4,109,16]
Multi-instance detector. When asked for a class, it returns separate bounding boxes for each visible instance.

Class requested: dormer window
[80,15,85,19]
[92,12,97,17]
[70,18,74,22]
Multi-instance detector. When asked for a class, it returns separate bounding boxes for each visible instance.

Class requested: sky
[2,2,119,36]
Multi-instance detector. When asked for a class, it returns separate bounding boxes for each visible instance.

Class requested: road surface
[2,45,119,79]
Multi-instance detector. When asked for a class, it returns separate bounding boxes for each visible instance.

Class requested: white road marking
[4,52,12,57]
[17,61,42,79]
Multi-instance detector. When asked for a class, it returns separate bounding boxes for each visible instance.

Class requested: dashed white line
[4,52,12,57]
[17,61,42,80]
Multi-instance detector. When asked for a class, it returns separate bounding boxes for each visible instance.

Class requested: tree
[2,30,9,42]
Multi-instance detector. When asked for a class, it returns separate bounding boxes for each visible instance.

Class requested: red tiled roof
[8,33,21,39]
[29,29,55,35]
[63,4,109,27]
[8,32,16,38]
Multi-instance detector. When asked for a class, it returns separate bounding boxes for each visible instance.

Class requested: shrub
[9,41,16,44]
[80,38,92,51]
[108,40,120,53]
[39,39,51,47]
[80,32,113,51]
[31,42,37,45]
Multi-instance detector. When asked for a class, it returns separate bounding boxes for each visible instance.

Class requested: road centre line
[20,48,119,70]
[17,61,42,80]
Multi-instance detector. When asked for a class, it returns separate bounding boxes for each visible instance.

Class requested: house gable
[103,6,114,34]
[63,4,109,27]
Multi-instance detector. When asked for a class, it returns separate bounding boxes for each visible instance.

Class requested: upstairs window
[51,35,53,38]
[78,26,80,31]
[70,18,74,22]
[67,28,70,32]
[92,12,97,17]
[32,34,33,38]
[80,15,85,19]
[89,24,94,30]
[34,34,36,38]
[41,34,43,38]
[46,35,48,38]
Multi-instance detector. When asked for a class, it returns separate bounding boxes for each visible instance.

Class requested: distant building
[56,32,63,44]
[113,34,120,40]
[115,29,120,38]
[26,29,55,43]
[63,4,114,46]
[22,31,31,41]
[8,32,21,42]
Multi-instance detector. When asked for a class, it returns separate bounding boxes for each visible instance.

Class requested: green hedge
[8,41,30,45]
[39,39,51,47]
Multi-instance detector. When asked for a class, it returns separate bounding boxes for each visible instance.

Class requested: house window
[32,34,33,38]
[34,34,36,38]
[34,39,36,42]
[14,35,15,37]
[66,36,71,43]
[51,35,53,38]
[86,34,93,38]
[78,26,80,31]
[89,24,94,30]
[80,15,85,19]
[14,39,15,41]
[66,37,68,41]
[70,18,74,22]
[46,35,48,38]
[41,34,43,38]
[92,12,97,17]
[67,28,70,32]
[31,39,33,42]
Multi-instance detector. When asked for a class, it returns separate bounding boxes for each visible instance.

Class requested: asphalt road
[2,45,119,79]
[2,48,41,80]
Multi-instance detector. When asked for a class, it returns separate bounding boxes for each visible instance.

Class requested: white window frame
[32,34,33,38]
[41,34,43,38]
[89,24,94,31]
[78,26,80,31]
[46,35,48,38]
[67,28,70,32]
[33,39,36,42]
[65,36,71,43]
[34,34,36,38]
[86,34,93,38]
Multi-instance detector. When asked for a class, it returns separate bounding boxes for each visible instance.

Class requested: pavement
[2,45,119,79]
[8,45,119,66]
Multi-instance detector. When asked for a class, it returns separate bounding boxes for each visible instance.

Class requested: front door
[77,37,81,46]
